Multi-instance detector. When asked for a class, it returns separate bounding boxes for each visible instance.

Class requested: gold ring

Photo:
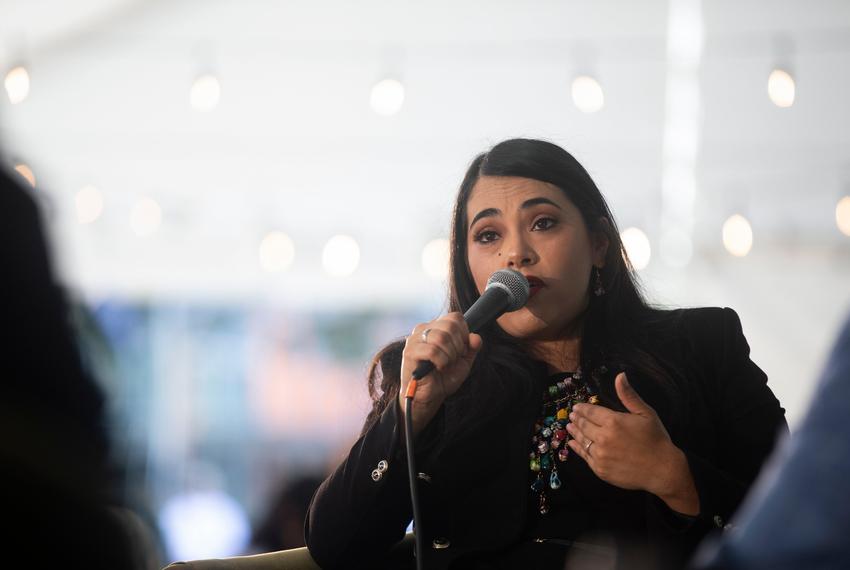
[585,440,594,453]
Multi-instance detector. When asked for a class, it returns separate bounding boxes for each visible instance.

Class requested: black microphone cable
[402,268,529,570]
[404,380,425,570]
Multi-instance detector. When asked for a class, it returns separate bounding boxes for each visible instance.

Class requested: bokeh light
[421,238,450,281]
[722,214,754,257]
[620,227,651,270]
[130,197,163,237]
[370,78,405,116]
[571,75,605,113]
[768,68,795,108]
[75,185,105,224]
[4,66,30,104]
[190,74,221,112]
[259,231,295,273]
[322,234,360,277]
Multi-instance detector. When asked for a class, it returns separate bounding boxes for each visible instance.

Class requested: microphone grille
[485,268,530,311]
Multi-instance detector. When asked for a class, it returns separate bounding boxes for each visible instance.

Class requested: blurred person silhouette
[690,310,850,570]
[0,163,155,568]
[249,473,325,553]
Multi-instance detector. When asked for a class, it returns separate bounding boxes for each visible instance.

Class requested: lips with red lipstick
[524,275,546,299]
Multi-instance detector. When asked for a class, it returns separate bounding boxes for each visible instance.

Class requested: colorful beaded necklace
[529,366,601,515]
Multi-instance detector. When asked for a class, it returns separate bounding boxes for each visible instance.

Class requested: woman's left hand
[567,372,700,515]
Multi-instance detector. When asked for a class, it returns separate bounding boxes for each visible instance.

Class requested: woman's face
[465,175,608,341]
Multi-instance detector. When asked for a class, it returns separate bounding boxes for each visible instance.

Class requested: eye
[532,217,557,231]
[472,229,499,244]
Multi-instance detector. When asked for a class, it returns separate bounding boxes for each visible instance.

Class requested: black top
[524,370,647,538]
[306,307,788,570]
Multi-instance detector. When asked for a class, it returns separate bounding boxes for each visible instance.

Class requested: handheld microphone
[404,269,528,569]
[411,268,530,380]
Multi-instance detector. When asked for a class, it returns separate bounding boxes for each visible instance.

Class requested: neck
[526,334,583,375]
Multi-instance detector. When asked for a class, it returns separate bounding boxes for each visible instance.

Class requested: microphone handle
[410,288,511,380]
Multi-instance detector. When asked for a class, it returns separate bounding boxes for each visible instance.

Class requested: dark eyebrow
[468,197,562,229]
[521,197,562,211]
[469,207,500,228]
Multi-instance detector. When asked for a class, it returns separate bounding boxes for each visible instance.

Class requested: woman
[305,139,787,569]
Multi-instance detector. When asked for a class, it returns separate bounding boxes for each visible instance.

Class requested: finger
[567,437,594,464]
[426,315,467,358]
[419,327,459,362]
[565,421,593,451]
[442,311,469,333]
[407,341,453,374]
[568,415,604,441]
[615,372,653,416]
[460,333,483,363]
[438,313,470,356]
[570,403,615,426]
[410,323,435,347]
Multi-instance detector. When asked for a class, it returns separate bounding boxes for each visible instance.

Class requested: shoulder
[642,306,742,338]
[680,307,747,350]
[638,307,751,367]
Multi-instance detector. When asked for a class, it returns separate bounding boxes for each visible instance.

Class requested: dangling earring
[593,266,606,297]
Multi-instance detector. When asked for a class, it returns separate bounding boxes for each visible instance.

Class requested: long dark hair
[363,139,680,436]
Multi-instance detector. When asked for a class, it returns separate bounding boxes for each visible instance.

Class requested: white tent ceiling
[2,0,850,423]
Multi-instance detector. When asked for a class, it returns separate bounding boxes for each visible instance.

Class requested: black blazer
[306,307,787,569]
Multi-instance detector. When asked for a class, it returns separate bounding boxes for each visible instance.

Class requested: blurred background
[1,0,849,565]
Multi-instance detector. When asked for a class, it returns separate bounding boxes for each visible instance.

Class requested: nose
[502,233,538,268]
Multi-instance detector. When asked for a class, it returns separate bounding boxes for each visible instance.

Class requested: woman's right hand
[398,312,483,436]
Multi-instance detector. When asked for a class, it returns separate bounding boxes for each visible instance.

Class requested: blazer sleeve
[305,396,443,569]
[681,307,788,529]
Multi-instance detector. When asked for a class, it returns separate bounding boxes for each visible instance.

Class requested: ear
[591,217,611,267]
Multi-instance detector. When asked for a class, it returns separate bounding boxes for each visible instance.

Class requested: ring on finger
[421,328,433,343]
[585,439,594,454]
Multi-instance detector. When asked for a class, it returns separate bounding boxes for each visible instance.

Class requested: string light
[4,66,30,104]
[620,227,651,270]
[190,74,221,112]
[767,68,795,108]
[322,235,360,277]
[370,78,405,116]
[722,214,753,257]
[571,75,604,113]
[258,231,295,273]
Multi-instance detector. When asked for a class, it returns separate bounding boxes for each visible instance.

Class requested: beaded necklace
[529,366,602,515]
